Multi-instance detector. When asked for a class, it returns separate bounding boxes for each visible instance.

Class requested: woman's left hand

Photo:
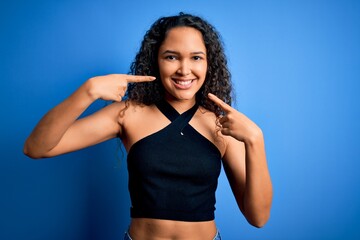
[208,93,263,144]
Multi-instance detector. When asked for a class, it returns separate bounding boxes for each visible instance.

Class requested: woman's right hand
[86,74,156,102]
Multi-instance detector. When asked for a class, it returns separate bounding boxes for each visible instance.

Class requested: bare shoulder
[194,106,245,160]
[117,100,155,123]
[117,100,163,151]
[192,107,228,156]
[91,100,148,137]
[195,106,218,129]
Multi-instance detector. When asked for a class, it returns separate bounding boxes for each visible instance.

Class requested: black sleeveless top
[127,100,222,222]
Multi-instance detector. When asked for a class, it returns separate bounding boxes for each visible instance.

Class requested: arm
[208,93,273,227]
[24,74,155,159]
[223,131,272,228]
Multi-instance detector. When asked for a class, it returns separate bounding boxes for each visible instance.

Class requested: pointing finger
[126,75,156,83]
[208,93,232,113]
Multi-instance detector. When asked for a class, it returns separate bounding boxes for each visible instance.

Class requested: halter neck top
[127,100,221,221]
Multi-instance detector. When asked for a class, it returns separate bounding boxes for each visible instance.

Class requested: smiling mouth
[172,78,195,89]
[174,79,193,85]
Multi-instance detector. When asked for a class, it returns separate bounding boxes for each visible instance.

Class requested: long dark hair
[127,12,232,117]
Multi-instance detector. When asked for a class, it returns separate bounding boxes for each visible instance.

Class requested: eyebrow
[161,50,206,55]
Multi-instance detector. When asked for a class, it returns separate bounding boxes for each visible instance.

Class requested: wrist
[243,126,264,147]
[84,77,100,101]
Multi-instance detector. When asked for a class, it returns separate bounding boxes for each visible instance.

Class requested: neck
[163,95,196,114]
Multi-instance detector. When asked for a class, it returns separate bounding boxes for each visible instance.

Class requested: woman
[24,13,272,240]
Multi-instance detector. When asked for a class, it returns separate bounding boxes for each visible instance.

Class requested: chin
[165,92,197,102]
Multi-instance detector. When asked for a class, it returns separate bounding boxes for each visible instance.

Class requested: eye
[165,55,177,61]
[192,56,203,61]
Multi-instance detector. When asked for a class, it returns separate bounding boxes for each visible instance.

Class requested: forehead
[159,27,206,52]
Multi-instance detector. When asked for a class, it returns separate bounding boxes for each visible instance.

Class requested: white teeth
[175,80,192,85]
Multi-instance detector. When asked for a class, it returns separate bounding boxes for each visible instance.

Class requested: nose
[176,60,191,76]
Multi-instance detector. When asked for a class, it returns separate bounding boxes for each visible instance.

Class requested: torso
[129,218,218,240]
[117,100,227,239]
[120,101,226,156]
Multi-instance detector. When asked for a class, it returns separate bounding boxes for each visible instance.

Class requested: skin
[158,26,207,107]
[24,27,272,239]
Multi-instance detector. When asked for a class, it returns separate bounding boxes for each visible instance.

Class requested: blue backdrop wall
[1,0,360,239]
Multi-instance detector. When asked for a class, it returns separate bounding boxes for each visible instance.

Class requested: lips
[172,78,195,89]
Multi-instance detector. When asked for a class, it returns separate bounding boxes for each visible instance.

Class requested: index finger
[208,93,232,113]
[126,75,156,83]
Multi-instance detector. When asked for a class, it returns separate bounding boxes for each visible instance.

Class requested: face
[158,27,207,103]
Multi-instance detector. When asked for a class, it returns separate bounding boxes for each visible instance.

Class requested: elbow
[244,204,272,228]
[247,212,271,228]
[245,188,273,228]
[23,147,39,159]
[23,143,44,159]
[249,215,270,228]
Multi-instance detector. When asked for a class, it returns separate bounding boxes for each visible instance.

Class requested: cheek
[158,61,176,77]
[194,63,208,77]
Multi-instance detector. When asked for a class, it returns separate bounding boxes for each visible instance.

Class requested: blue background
[1,0,359,239]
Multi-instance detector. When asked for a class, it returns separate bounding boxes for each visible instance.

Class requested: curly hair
[127,12,232,117]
